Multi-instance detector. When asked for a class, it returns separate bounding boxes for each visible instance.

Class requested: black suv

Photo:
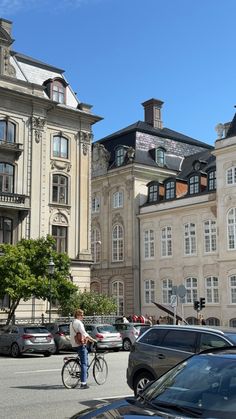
[127,324,236,395]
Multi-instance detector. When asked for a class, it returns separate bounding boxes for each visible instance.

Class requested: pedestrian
[199,314,206,325]
[70,308,96,389]
[123,316,129,323]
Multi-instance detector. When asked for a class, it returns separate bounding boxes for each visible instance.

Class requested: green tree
[0,236,77,324]
[59,290,117,317]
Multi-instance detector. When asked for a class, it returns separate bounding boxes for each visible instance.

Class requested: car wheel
[11,343,21,358]
[43,351,51,357]
[123,338,131,351]
[134,371,155,396]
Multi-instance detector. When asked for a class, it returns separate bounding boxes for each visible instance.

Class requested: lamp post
[47,256,55,323]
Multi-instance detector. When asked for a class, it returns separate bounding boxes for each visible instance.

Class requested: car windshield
[23,327,49,334]
[97,325,116,333]
[141,353,236,418]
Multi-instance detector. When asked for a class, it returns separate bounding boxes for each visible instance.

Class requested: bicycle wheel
[61,359,81,389]
[93,356,108,385]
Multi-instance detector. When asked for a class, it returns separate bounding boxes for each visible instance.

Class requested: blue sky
[1,0,236,145]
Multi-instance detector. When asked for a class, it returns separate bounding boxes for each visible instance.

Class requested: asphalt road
[0,350,132,419]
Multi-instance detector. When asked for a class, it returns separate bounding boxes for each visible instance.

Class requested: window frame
[0,216,13,244]
[227,208,236,250]
[155,147,166,167]
[165,180,175,200]
[226,166,236,185]
[53,135,69,159]
[229,275,236,304]
[148,182,159,203]
[115,147,125,167]
[112,191,124,209]
[112,281,124,315]
[51,225,68,253]
[162,279,173,304]
[91,227,101,263]
[161,226,172,257]
[92,196,100,213]
[185,277,198,304]
[0,119,16,144]
[184,222,197,255]
[205,276,219,304]
[52,174,68,204]
[0,162,14,193]
[144,229,155,259]
[144,279,155,304]
[207,169,216,191]
[203,219,217,253]
[188,174,200,194]
[112,224,124,262]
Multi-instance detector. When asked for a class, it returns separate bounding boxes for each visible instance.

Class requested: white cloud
[0,0,86,15]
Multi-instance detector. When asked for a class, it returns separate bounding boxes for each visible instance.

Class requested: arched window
[0,120,15,143]
[0,163,14,193]
[185,277,198,303]
[112,281,124,315]
[115,147,125,167]
[91,228,101,263]
[206,317,220,326]
[155,147,166,167]
[112,224,124,261]
[227,208,236,250]
[229,318,236,328]
[186,316,198,325]
[162,279,173,304]
[144,279,155,304]
[52,174,68,204]
[53,135,68,159]
[44,78,67,104]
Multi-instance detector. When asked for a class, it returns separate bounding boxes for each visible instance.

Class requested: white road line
[15,369,61,374]
[94,394,133,400]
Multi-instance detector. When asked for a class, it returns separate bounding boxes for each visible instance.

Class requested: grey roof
[178,149,215,180]
[12,51,64,73]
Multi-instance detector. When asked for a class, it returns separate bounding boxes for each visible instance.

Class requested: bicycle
[61,345,108,389]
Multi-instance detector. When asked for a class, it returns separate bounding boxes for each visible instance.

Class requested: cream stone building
[91,98,212,317]
[0,18,101,320]
[139,116,236,326]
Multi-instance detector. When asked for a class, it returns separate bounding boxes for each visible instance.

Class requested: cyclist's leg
[78,345,88,384]
[93,356,108,385]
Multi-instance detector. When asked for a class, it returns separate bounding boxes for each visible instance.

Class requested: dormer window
[0,120,15,144]
[43,77,67,104]
[155,147,166,167]
[208,170,216,191]
[189,174,200,194]
[165,180,175,200]
[115,146,125,167]
[147,182,159,203]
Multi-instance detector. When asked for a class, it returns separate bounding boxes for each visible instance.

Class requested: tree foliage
[0,236,77,324]
[59,290,117,317]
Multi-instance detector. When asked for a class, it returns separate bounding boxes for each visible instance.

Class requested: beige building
[91,98,211,317]
[0,18,101,320]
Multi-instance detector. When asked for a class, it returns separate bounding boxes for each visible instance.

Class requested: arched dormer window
[155,147,166,167]
[188,174,200,194]
[53,135,68,159]
[147,181,159,203]
[164,179,176,200]
[115,146,125,167]
[0,120,15,144]
[43,77,68,104]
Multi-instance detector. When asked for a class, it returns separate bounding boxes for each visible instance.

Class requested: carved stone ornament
[92,143,110,177]
[3,48,16,77]
[32,117,46,143]
[51,160,71,172]
[112,213,123,225]
[79,131,92,156]
[125,178,134,197]
[52,211,68,225]
[126,146,135,161]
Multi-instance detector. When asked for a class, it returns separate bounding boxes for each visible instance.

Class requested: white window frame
[112,191,124,209]
[161,226,172,257]
[91,228,101,263]
[144,279,155,304]
[204,220,217,253]
[189,175,199,194]
[229,275,236,304]
[205,276,219,304]
[184,223,196,255]
[92,196,100,213]
[185,277,198,304]
[226,167,236,185]
[112,224,124,262]
[162,279,173,304]
[228,208,236,250]
[112,281,124,315]
[144,229,155,259]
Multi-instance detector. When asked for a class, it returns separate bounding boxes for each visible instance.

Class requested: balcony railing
[0,192,30,209]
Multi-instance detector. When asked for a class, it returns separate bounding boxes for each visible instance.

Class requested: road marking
[94,394,133,400]
[15,369,61,374]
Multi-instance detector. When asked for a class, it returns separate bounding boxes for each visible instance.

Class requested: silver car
[85,323,122,351]
[114,323,151,351]
[0,324,55,357]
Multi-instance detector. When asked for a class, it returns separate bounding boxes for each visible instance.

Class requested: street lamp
[47,256,55,323]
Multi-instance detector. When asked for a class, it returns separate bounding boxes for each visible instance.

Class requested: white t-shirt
[70,319,89,348]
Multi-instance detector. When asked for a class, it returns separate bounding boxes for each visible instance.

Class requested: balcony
[0,192,30,211]
[0,140,23,159]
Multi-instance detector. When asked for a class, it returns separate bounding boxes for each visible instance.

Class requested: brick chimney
[142,98,164,129]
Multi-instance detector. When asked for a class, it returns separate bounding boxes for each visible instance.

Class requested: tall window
[148,183,158,202]
[161,226,172,257]
[155,148,165,166]
[0,217,12,244]
[52,174,68,204]
[208,170,216,191]
[229,275,236,304]
[112,281,124,315]
[205,276,219,303]
[165,181,175,200]
[228,208,236,250]
[144,229,155,258]
[112,224,124,261]
[112,191,123,208]
[185,277,198,303]
[91,228,101,263]
[92,196,100,213]
[52,225,67,253]
[115,147,125,167]
[162,279,173,304]
[184,223,196,255]
[53,136,68,159]
[0,163,14,193]
[204,220,216,253]
[226,167,236,185]
[144,280,155,304]
[52,80,65,103]
[189,175,199,194]
[0,120,15,143]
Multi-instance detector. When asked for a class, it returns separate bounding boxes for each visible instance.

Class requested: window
[189,175,199,194]
[230,318,236,327]
[161,226,172,257]
[53,135,68,159]
[204,220,216,253]
[162,330,196,352]
[91,228,101,263]
[112,281,124,315]
[162,279,173,304]
[0,120,15,143]
[165,181,175,200]
[112,191,123,208]
[144,229,155,258]
[0,217,12,244]
[148,183,158,202]
[228,208,236,250]
[199,333,228,351]
[205,276,219,303]
[52,80,65,103]
[52,174,68,204]
[112,224,124,261]
[185,277,198,303]
[208,170,216,191]
[229,275,236,304]
[52,225,67,253]
[0,163,14,193]
[144,280,155,304]
[115,147,125,167]
[207,317,220,326]
[155,148,165,167]
[92,196,100,213]
[226,167,236,185]
[184,223,196,255]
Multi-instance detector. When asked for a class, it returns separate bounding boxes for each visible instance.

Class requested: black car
[70,346,236,418]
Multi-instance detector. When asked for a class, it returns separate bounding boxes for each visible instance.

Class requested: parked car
[114,322,151,351]
[0,324,55,357]
[127,324,236,395]
[44,322,73,353]
[70,346,236,418]
[85,323,122,351]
